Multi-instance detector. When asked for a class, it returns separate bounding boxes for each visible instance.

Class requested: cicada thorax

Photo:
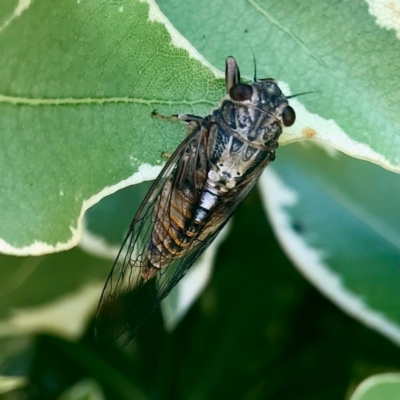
[200,90,286,193]
[215,82,288,152]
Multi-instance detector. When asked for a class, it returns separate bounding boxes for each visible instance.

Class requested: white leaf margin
[349,372,400,400]
[277,91,400,173]
[365,0,400,40]
[0,0,31,33]
[0,164,163,256]
[258,168,400,346]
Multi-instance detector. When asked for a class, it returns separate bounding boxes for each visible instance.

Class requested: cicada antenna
[252,90,319,117]
[286,91,321,99]
[251,51,257,81]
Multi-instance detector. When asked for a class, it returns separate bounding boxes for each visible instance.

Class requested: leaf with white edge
[158,0,400,172]
[0,249,110,341]
[0,283,101,339]
[81,181,231,332]
[81,181,154,255]
[259,142,400,345]
[3,0,399,259]
[349,373,400,400]
[0,0,224,256]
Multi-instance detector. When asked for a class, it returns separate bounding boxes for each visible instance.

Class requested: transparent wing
[95,124,212,343]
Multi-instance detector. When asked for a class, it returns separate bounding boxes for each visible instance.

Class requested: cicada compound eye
[282,105,296,127]
[229,83,253,101]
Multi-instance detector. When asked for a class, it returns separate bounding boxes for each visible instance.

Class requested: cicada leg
[152,110,202,123]
[174,113,204,124]
[176,114,204,137]
[151,110,203,137]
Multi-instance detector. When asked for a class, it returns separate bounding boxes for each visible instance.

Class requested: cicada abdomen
[143,128,209,279]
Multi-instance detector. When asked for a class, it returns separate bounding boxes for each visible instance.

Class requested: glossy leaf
[259,142,400,345]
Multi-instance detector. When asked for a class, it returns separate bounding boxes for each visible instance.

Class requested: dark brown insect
[95,56,295,343]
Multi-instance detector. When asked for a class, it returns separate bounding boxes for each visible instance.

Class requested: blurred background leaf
[349,373,400,400]
[57,379,105,400]
[260,143,400,344]
[2,189,399,399]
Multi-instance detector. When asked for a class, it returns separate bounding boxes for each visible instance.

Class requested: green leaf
[0,0,224,255]
[259,142,400,344]
[2,0,399,257]
[157,0,400,171]
[349,373,400,400]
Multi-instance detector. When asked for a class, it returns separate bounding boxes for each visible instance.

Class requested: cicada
[95,56,295,343]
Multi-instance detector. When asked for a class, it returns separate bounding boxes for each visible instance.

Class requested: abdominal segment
[142,177,203,280]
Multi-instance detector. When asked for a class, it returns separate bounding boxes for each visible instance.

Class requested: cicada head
[222,57,295,148]
[253,78,296,127]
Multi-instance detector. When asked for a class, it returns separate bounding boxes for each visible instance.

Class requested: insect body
[95,56,295,342]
